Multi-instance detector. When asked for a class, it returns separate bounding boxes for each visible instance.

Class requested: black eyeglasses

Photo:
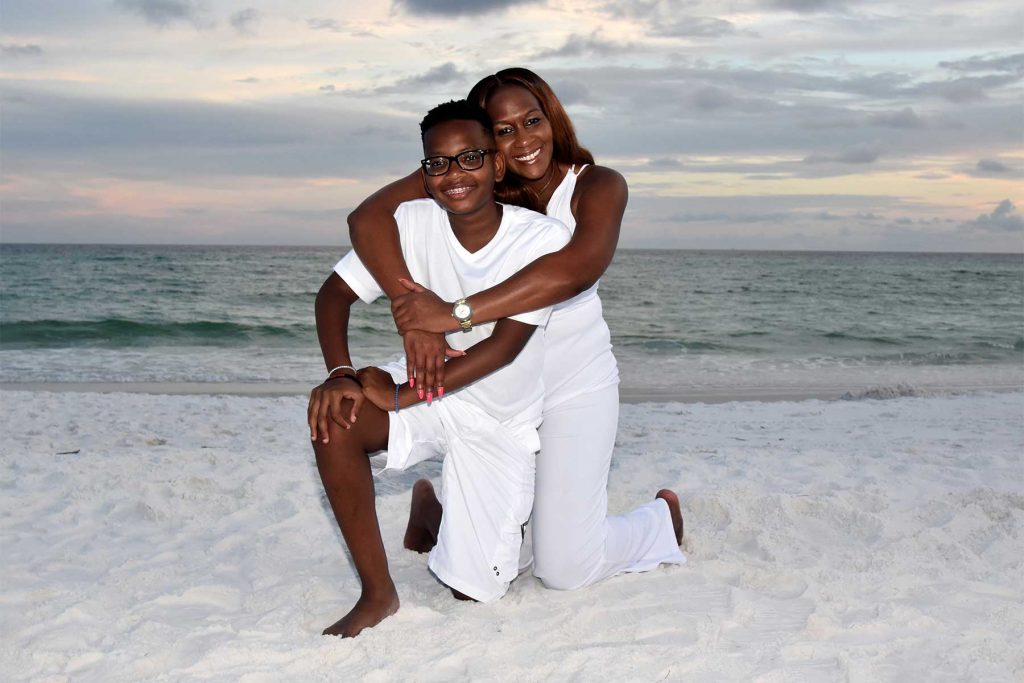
[420,149,494,176]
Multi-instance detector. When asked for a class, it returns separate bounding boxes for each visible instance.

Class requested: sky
[1,0,1021,251]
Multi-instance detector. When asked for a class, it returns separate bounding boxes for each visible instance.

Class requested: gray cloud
[374,62,466,94]
[651,16,736,38]
[939,53,1024,74]
[977,159,1011,173]
[113,0,209,28]
[962,199,1024,233]
[230,8,259,34]
[533,33,637,60]
[803,143,881,164]
[768,0,848,12]
[308,18,343,32]
[1,44,43,57]
[968,158,1023,179]
[0,85,420,179]
[392,0,541,17]
[867,107,923,128]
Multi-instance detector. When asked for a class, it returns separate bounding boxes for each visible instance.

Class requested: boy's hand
[358,366,399,412]
[308,376,364,444]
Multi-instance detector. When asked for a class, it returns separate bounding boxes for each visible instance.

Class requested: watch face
[454,302,471,320]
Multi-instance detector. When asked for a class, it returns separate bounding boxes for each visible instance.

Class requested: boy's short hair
[420,100,494,140]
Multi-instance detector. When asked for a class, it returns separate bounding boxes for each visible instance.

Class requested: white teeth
[514,149,541,162]
[444,187,470,197]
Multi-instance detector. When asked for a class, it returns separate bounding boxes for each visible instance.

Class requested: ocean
[1,244,1022,397]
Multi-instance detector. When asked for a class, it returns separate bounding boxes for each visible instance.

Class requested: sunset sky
[1,0,1021,250]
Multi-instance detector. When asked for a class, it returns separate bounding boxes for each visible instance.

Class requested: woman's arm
[347,170,429,299]
[391,166,628,334]
[347,170,459,393]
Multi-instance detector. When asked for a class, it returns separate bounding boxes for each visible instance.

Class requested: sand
[1,389,1022,682]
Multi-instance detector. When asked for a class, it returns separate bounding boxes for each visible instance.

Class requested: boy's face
[421,119,505,216]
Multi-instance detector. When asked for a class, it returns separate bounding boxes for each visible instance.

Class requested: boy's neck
[448,201,503,254]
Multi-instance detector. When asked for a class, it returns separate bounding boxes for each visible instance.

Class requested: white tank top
[542,165,619,407]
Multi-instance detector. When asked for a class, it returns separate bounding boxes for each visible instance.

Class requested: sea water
[2,244,1021,396]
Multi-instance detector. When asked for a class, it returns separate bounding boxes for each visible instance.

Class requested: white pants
[528,384,685,590]
[385,392,538,603]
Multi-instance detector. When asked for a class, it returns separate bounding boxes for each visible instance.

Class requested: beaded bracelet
[394,384,401,413]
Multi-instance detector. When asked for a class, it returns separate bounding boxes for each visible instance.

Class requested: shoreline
[2,380,1021,404]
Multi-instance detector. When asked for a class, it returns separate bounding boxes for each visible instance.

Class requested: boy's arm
[308,272,366,443]
[359,318,538,410]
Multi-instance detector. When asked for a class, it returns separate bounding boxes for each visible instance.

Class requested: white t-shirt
[334,198,571,424]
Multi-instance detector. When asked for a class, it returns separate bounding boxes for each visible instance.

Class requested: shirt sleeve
[333,249,385,304]
[507,217,573,327]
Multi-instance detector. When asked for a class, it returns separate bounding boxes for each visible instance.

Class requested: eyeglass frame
[419,148,495,177]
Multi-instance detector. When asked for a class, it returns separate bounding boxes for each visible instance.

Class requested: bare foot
[403,479,441,553]
[322,590,400,638]
[656,489,684,545]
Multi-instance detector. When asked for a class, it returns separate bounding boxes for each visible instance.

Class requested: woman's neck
[526,162,568,209]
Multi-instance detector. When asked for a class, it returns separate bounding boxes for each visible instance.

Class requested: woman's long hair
[468,68,594,212]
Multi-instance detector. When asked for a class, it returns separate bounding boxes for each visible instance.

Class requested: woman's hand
[402,329,464,400]
[392,278,457,335]
[308,376,364,444]
[357,366,398,411]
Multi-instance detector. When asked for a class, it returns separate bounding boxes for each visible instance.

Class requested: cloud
[376,62,466,93]
[113,0,209,28]
[767,0,847,12]
[803,143,881,164]
[977,159,1011,173]
[867,107,923,128]
[939,53,1024,74]
[533,33,636,59]
[392,0,541,17]
[1,44,43,57]
[645,157,683,169]
[307,17,343,32]
[968,158,1022,178]
[229,8,259,35]
[962,199,1024,233]
[651,16,736,38]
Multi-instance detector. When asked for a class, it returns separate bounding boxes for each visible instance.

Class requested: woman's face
[485,84,555,182]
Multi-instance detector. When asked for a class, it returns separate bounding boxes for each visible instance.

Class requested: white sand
[1,390,1022,682]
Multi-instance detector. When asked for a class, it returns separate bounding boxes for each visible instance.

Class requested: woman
[348,68,684,590]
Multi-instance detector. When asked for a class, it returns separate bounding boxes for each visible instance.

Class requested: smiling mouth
[442,185,474,199]
[513,149,541,163]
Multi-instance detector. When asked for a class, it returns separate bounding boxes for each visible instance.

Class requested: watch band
[452,298,473,331]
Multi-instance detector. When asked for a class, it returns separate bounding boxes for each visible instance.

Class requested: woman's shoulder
[573,164,627,204]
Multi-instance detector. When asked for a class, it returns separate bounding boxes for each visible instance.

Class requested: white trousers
[528,384,685,590]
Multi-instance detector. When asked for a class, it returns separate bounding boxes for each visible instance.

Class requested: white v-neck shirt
[335,198,571,423]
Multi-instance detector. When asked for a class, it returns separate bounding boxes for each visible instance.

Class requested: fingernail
[427,391,433,404]
[438,386,444,398]
[418,389,424,399]
[410,378,415,388]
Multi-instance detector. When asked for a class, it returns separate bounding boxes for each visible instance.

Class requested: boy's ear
[493,149,506,183]
[419,167,434,198]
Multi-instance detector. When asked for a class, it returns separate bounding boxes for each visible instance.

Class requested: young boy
[307,100,571,638]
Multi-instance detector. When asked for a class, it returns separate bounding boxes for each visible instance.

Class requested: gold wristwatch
[452,298,473,331]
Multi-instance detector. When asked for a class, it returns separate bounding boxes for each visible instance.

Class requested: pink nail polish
[418,389,424,399]
[438,386,444,398]
[427,391,433,404]
[410,377,415,388]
